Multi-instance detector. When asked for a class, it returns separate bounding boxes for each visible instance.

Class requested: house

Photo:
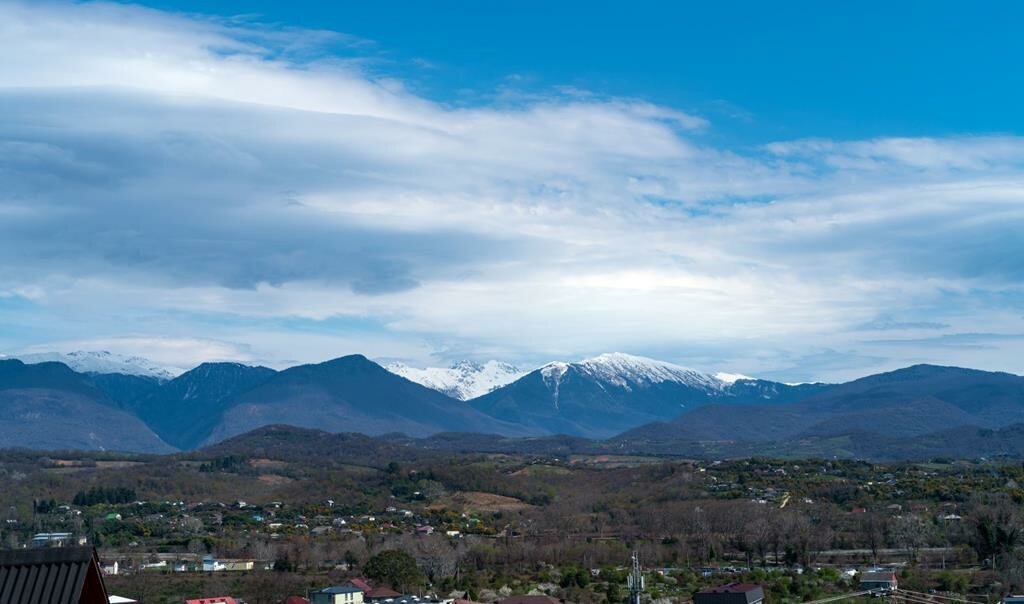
[0,546,110,604]
[1003,597,1024,604]
[202,556,226,572]
[376,596,444,604]
[693,583,765,604]
[364,587,403,602]
[32,532,75,547]
[347,578,402,603]
[311,585,365,604]
[858,571,898,592]
[100,560,119,575]
[108,597,138,604]
[184,598,238,604]
[222,560,255,572]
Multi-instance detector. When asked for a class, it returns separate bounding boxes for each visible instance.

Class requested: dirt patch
[257,474,293,486]
[95,461,144,469]
[249,458,289,470]
[430,491,531,513]
[509,464,570,477]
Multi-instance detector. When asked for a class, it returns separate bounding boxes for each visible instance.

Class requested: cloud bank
[2,1,1023,381]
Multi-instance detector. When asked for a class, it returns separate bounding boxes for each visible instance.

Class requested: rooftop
[699,584,763,594]
[316,586,365,595]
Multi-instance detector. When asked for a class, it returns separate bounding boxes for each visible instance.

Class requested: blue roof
[316,586,364,594]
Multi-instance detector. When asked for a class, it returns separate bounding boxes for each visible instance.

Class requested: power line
[801,589,881,604]
[898,590,987,604]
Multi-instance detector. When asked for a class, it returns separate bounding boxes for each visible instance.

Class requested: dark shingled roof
[0,546,109,604]
[694,583,765,604]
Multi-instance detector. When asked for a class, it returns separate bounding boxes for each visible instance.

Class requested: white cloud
[2,1,1024,380]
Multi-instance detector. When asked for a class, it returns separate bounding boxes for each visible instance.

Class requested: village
[3,449,1021,603]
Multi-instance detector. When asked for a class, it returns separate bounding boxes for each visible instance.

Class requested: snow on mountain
[6,351,179,380]
[715,371,755,384]
[386,360,527,400]
[541,352,727,393]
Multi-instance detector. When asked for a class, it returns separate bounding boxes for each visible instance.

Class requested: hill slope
[207,355,534,443]
[470,353,827,438]
[621,364,1024,446]
[130,363,277,450]
[0,360,173,453]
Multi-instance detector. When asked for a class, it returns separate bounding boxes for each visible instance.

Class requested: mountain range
[2,350,178,380]
[468,353,829,437]
[2,350,1024,460]
[0,360,173,452]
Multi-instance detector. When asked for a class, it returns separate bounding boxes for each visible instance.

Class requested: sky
[2,0,1024,382]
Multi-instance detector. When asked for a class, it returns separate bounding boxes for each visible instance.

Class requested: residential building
[202,556,225,572]
[311,585,365,604]
[693,583,765,604]
[375,596,445,604]
[364,587,403,602]
[0,546,110,604]
[222,560,255,571]
[858,571,898,592]
[31,532,74,547]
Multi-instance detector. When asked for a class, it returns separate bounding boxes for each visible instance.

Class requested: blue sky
[1,0,1023,381]
[139,0,1024,143]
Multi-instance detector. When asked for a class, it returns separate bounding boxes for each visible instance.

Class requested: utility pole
[627,551,645,604]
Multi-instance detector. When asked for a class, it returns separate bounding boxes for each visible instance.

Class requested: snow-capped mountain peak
[569,352,725,391]
[714,371,755,384]
[385,359,527,400]
[5,350,179,380]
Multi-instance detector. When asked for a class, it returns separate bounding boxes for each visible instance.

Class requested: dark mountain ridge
[622,364,1024,445]
[469,353,831,438]
[129,362,278,450]
[0,360,173,453]
[3,356,1024,460]
[206,354,535,444]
